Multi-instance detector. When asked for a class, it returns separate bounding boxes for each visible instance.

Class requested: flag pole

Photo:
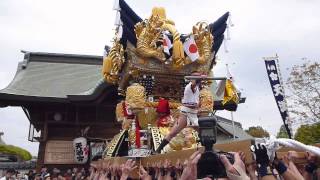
[231,111,236,140]
[226,63,236,140]
[275,55,292,139]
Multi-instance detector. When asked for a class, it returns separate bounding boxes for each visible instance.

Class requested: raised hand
[180,151,202,180]
[139,166,152,180]
[251,144,270,166]
[220,152,250,180]
[120,159,137,180]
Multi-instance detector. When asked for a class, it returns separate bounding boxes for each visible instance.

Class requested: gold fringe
[199,87,214,112]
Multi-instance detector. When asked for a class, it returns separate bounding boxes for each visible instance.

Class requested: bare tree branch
[286,61,320,124]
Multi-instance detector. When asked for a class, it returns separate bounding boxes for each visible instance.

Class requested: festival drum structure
[102,0,242,158]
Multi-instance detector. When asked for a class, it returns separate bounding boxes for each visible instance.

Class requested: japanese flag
[163,33,172,55]
[183,35,199,62]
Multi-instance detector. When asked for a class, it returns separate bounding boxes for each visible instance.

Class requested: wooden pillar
[36,140,46,172]
[36,119,48,172]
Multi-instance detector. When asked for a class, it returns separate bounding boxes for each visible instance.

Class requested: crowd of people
[1,144,319,180]
[87,145,320,180]
[0,167,90,180]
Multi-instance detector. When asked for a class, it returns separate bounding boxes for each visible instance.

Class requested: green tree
[294,122,320,145]
[245,126,270,138]
[276,125,289,138]
[286,61,320,123]
[0,144,32,161]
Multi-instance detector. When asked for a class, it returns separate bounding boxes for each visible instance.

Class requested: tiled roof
[0,52,103,102]
[216,116,252,140]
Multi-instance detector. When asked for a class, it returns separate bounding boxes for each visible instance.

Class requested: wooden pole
[231,112,236,139]
[184,76,227,80]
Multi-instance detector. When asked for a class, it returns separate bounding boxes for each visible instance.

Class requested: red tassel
[135,118,141,148]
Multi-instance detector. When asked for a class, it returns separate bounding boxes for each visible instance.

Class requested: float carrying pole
[184,76,227,80]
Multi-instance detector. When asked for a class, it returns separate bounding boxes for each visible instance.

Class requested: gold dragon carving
[135,7,185,69]
[102,40,125,84]
[135,7,213,70]
[190,22,213,65]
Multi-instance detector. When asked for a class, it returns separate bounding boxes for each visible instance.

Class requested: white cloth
[264,136,320,160]
[181,82,200,106]
[163,33,172,55]
[179,106,198,126]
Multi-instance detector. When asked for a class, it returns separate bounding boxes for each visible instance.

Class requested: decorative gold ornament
[190,22,213,65]
[162,127,199,152]
[102,40,125,84]
[199,87,214,112]
[104,130,127,157]
[136,108,158,129]
[135,7,185,69]
[222,79,239,105]
[134,7,215,71]
[125,83,146,109]
[150,127,164,151]
[122,119,131,130]
[128,127,136,147]
[116,101,125,122]
[166,132,185,151]
[135,13,166,62]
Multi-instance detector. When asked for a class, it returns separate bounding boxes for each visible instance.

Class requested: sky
[1,0,320,156]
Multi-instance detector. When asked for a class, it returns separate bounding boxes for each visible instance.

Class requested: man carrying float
[156,72,204,153]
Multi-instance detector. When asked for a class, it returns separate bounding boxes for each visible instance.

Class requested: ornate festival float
[0,0,319,175]
[98,1,320,175]
[101,0,242,162]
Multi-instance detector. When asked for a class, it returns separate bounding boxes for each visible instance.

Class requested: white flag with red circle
[163,33,172,55]
[183,35,199,62]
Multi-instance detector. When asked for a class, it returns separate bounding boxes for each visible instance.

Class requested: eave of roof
[0,51,105,105]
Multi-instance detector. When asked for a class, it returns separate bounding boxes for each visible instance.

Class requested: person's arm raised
[120,159,137,180]
[139,166,151,180]
[180,151,201,180]
[273,159,301,180]
[220,152,250,180]
[303,151,318,180]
